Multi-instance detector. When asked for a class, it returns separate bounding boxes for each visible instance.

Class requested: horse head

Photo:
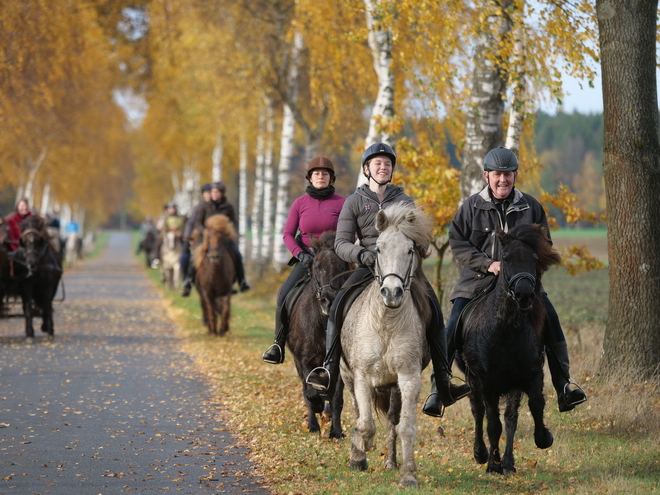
[20,216,49,272]
[200,214,236,265]
[309,232,348,316]
[375,205,432,308]
[496,224,561,312]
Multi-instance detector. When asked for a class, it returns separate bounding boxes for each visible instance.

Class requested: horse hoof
[503,466,517,475]
[399,476,418,488]
[329,430,345,440]
[47,334,55,341]
[536,429,554,449]
[474,448,488,465]
[25,337,34,344]
[349,459,368,471]
[487,463,504,475]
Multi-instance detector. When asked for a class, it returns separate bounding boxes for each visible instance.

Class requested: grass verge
[143,241,660,495]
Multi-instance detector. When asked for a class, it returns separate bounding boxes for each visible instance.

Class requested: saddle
[281,270,311,327]
[452,277,497,356]
[335,269,374,332]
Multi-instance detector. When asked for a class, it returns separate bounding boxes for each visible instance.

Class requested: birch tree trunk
[273,32,302,269]
[357,0,395,188]
[460,3,513,200]
[40,182,51,216]
[212,133,223,182]
[260,103,276,269]
[597,0,660,380]
[251,110,266,264]
[504,6,526,156]
[19,147,48,203]
[238,134,249,256]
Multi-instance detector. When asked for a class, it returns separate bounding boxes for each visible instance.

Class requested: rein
[502,263,536,301]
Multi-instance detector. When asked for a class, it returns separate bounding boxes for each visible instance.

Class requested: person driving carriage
[7,198,33,252]
[262,157,346,364]
[305,143,470,416]
[194,181,250,293]
[444,146,587,412]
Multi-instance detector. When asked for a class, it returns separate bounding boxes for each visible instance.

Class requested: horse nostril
[394,287,403,299]
[380,287,390,299]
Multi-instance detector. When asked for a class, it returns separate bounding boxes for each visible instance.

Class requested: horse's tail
[372,386,397,419]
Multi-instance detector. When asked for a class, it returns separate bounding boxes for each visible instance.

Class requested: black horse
[16,216,62,339]
[287,232,349,438]
[456,223,561,474]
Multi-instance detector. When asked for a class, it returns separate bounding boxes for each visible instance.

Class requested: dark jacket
[194,198,236,234]
[449,186,550,300]
[335,184,414,264]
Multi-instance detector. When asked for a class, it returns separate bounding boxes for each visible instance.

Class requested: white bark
[19,147,48,203]
[40,182,51,216]
[460,4,513,201]
[504,9,526,156]
[212,134,223,182]
[251,110,266,263]
[273,32,303,269]
[238,134,249,256]
[260,103,276,265]
[358,0,395,188]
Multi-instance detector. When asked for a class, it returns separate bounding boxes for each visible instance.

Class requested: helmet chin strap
[368,173,391,186]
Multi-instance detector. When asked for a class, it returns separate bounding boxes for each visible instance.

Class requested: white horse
[65,232,78,268]
[160,230,183,290]
[340,204,432,488]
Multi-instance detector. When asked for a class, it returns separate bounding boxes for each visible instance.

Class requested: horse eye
[375,247,380,253]
[533,254,539,261]
[408,247,414,254]
[502,254,510,262]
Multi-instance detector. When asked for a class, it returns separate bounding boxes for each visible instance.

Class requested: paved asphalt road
[0,232,270,494]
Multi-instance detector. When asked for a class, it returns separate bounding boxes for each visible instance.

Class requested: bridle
[502,259,537,301]
[204,229,227,261]
[373,247,416,291]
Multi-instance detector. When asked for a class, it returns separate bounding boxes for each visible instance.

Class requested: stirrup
[448,375,471,402]
[563,380,587,407]
[306,366,331,392]
[262,344,284,364]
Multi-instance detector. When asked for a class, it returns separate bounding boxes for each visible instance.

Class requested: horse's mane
[377,204,432,262]
[193,214,237,270]
[503,224,561,273]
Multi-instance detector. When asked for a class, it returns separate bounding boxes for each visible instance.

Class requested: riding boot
[547,340,587,412]
[306,319,340,399]
[181,261,195,297]
[262,308,287,364]
[423,326,471,418]
[228,241,251,292]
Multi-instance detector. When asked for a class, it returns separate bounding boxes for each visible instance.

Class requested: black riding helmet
[361,143,396,184]
[201,183,212,193]
[484,147,519,172]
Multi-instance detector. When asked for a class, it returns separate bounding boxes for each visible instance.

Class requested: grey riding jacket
[334,184,414,264]
[449,186,550,301]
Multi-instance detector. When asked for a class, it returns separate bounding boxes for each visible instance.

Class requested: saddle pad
[453,278,498,355]
[336,271,374,332]
[282,272,311,320]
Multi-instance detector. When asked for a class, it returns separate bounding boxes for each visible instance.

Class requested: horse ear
[496,227,509,247]
[376,210,389,232]
[405,209,416,224]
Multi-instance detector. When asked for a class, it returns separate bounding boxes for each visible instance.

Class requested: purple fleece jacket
[283,193,346,257]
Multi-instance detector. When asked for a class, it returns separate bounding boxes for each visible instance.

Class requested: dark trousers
[227,240,246,283]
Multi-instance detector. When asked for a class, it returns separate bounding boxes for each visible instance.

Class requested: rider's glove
[359,249,377,267]
[297,252,314,268]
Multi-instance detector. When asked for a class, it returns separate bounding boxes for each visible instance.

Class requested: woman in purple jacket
[262,157,346,364]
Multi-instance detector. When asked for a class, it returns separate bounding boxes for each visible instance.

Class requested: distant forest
[533,111,605,226]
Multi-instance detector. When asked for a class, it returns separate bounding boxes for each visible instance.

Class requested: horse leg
[202,292,217,335]
[528,377,554,450]
[348,376,371,471]
[502,391,521,474]
[21,287,34,339]
[484,393,504,474]
[329,376,345,439]
[470,384,488,464]
[218,295,230,336]
[384,386,400,471]
[396,373,421,487]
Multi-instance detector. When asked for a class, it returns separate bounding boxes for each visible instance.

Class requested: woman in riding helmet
[262,157,346,364]
[306,143,470,417]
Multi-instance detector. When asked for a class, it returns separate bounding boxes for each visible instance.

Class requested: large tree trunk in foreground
[597,0,660,380]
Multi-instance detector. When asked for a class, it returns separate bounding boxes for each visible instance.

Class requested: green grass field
[140,230,660,495]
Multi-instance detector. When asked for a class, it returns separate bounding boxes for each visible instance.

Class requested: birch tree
[238,134,249,256]
[260,103,276,270]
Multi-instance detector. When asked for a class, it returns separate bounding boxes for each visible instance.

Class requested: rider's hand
[488,261,501,275]
[297,252,314,268]
[359,249,377,267]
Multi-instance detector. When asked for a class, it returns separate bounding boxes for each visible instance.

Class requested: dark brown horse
[16,216,62,339]
[457,223,560,474]
[287,232,349,438]
[193,214,235,336]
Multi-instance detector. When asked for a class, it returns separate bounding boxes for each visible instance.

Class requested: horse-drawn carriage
[0,215,64,340]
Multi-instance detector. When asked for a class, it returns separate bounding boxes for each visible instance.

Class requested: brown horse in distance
[194,214,235,336]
